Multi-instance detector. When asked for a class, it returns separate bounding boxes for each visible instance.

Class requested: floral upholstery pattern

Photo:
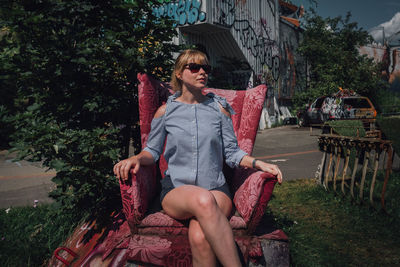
[77,217,287,267]
[50,73,286,267]
[115,73,283,266]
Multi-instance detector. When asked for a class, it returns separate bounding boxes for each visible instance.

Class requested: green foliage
[326,120,366,137]
[294,10,389,110]
[0,0,179,220]
[0,204,77,266]
[377,115,400,153]
[374,88,400,114]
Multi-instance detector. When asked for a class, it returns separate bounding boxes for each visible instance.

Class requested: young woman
[114,49,283,267]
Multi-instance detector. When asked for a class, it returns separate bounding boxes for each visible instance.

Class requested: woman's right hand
[113,156,141,181]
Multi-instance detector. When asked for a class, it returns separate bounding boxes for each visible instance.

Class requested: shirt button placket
[192,105,197,180]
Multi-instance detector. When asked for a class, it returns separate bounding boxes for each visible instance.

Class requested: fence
[317,133,393,210]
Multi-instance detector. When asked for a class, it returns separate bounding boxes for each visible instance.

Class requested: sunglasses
[185,63,212,74]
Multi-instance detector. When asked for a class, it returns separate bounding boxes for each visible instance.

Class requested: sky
[293,0,400,43]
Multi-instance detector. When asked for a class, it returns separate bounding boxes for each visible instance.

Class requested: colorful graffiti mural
[280,22,305,98]
[359,44,400,91]
[213,0,281,83]
[152,0,206,26]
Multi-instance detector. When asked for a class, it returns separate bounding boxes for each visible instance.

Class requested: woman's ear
[176,72,182,80]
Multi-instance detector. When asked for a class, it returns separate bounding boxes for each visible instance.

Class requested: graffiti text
[152,0,206,26]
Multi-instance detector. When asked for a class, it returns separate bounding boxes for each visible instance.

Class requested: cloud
[369,12,400,44]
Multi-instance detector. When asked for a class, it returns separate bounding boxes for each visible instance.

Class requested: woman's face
[177,59,210,90]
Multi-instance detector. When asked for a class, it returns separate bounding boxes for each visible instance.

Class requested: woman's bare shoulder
[154,104,167,118]
[217,103,231,118]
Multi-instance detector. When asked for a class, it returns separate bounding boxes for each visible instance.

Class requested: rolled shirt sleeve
[143,115,166,162]
[221,113,247,168]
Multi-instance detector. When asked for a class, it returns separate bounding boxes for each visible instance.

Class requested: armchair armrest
[233,168,277,233]
[119,165,157,233]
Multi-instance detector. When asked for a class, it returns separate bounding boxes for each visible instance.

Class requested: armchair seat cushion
[137,211,247,236]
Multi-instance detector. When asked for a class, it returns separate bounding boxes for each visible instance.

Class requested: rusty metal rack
[317,134,393,210]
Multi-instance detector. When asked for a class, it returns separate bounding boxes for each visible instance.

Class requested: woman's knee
[189,224,211,251]
[192,190,218,216]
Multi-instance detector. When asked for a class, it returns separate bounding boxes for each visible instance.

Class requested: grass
[2,177,399,266]
[0,204,78,266]
[267,178,400,266]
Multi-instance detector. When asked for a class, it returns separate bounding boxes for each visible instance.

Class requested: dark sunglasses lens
[202,65,211,73]
[188,63,201,73]
[188,63,211,73]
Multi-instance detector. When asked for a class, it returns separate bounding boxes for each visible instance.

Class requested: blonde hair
[171,49,209,92]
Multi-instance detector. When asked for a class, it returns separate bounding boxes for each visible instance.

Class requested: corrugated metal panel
[180,0,279,77]
[206,0,279,78]
[179,25,246,66]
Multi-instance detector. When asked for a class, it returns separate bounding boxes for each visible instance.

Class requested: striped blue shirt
[144,92,247,189]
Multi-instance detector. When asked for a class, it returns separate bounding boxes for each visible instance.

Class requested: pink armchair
[49,74,288,267]
[114,73,286,265]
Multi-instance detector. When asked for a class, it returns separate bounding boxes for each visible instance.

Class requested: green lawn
[1,177,399,266]
[267,178,400,266]
[0,204,77,266]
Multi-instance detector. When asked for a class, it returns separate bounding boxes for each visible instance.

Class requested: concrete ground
[0,126,322,209]
[0,150,56,208]
[253,125,323,181]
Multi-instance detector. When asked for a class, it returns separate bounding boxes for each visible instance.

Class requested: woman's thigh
[161,185,233,220]
[210,190,232,218]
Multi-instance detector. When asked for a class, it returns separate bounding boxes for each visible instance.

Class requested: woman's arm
[114,104,167,181]
[239,155,283,184]
[113,151,155,181]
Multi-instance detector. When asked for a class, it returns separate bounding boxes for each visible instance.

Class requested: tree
[294,10,388,109]
[0,0,179,220]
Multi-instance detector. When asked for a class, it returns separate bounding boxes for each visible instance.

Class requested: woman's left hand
[256,161,283,184]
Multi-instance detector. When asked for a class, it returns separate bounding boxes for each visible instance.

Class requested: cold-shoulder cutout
[205,92,236,117]
[154,104,166,118]
[218,103,232,118]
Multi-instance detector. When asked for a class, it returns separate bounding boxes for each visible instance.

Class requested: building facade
[151,0,306,126]
[359,31,400,92]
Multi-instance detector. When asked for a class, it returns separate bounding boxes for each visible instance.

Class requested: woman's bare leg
[188,190,235,267]
[162,185,241,267]
[188,219,217,267]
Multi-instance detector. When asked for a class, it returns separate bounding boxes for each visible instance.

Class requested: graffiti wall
[152,0,207,26]
[150,0,305,100]
[279,20,305,99]
[359,44,400,91]
[211,0,281,87]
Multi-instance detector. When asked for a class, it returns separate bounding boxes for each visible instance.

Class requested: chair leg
[248,239,290,267]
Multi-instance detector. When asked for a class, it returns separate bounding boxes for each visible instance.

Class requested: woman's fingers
[133,162,140,174]
[260,162,283,184]
[113,157,140,181]
[122,161,133,180]
[113,162,122,179]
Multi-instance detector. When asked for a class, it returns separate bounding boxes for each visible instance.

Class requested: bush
[294,10,389,109]
[377,115,400,153]
[0,0,179,221]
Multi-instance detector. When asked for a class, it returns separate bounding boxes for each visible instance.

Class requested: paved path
[253,125,323,181]
[0,151,55,208]
[0,126,322,208]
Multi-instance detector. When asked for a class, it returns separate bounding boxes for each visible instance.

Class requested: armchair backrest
[137,73,267,178]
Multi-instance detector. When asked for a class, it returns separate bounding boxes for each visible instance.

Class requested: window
[343,98,371,108]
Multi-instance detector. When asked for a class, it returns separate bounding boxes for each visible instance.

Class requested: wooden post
[325,147,333,190]
[341,148,350,194]
[359,150,370,201]
[381,145,393,211]
[369,148,380,205]
[318,149,327,185]
[350,149,360,199]
[333,145,341,192]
